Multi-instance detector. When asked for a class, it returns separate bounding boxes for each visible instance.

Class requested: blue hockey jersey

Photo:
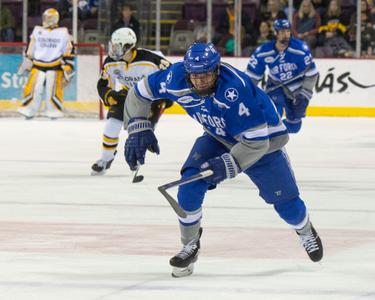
[135,61,287,146]
[245,37,318,93]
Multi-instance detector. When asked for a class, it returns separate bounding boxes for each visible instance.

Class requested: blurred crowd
[1,0,375,58]
[210,0,375,58]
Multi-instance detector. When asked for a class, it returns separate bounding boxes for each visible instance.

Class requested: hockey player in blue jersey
[123,42,323,277]
[246,19,319,133]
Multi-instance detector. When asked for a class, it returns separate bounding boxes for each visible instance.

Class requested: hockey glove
[289,88,312,120]
[104,89,128,107]
[62,64,75,86]
[159,59,171,70]
[283,118,302,133]
[200,153,241,185]
[125,117,160,171]
[148,99,174,127]
[17,57,33,75]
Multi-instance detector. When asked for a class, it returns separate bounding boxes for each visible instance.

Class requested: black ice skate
[296,222,323,262]
[169,228,202,278]
[90,151,116,176]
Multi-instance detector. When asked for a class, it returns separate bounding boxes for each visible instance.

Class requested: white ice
[0,115,374,300]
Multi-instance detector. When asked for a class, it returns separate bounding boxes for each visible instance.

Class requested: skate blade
[171,264,194,278]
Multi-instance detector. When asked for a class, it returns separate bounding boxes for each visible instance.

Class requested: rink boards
[1,56,375,117]
[166,57,375,117]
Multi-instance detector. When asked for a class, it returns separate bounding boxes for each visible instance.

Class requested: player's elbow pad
[301,73,318,92]
[231,139,270,171]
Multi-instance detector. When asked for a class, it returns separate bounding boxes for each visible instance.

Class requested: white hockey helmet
[108,28,137,60]
[42,8,59,28]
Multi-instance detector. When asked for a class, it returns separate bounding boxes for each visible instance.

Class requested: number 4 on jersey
[238,102,250,117]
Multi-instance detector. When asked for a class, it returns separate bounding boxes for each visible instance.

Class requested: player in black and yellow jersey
[91,27,172,175]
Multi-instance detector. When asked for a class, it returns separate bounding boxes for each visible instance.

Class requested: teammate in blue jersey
[246,19,319,133]
[123,42,323,277]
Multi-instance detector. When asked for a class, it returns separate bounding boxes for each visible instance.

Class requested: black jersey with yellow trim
[98,48,170,105]
[101,48,169,75]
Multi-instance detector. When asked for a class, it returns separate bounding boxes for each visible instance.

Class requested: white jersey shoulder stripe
[257,50,275,57]
[213,97,230,109]
[245,69,263,80]
[287,47,306,56]
[221,64,246,87]
[166,87,192,97]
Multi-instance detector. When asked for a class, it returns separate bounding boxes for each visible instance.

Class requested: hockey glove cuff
[125,117,160,170]
[200,153,241,185]
[283,118,302,133]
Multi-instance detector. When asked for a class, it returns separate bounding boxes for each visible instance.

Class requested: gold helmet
[42,8,59,28]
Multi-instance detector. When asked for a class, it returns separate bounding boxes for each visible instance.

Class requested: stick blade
[132,175,144,183]
[158,186,187,218]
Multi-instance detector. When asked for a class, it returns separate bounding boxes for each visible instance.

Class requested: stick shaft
[159,170,213,190]
[158,170,213,218]
[265,67,310,93]
[132,162,141,183]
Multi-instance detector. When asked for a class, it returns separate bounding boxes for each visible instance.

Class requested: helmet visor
[42,13,58,28]
[108,41,134,60]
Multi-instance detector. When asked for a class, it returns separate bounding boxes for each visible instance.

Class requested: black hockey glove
[125,117,160,171]
[148,99,174,127]
[200,153,241,185]
[103,89,128,107]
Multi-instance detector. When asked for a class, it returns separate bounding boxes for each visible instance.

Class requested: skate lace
[300,231,319,253]
[176,244,198,259]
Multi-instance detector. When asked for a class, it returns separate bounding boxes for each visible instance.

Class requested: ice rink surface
[0,115,374,300]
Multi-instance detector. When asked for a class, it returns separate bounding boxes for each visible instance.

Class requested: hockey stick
[158,169,213,218]
[132,162,144,183]
[265,67,312,94]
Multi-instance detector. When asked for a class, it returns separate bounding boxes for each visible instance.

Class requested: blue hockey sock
[274,197,307,226]
[177,168,209,212]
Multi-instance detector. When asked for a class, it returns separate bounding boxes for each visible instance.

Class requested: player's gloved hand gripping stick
[125,117,160,169]
[265,66,312,94]
[158,153,239,217]
[125,103,168,183]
